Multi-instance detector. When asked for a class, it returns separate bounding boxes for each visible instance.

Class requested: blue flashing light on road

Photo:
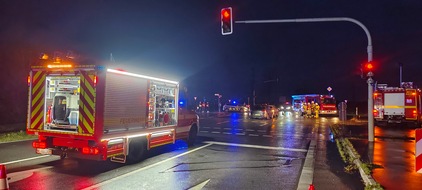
[179,101,184,105]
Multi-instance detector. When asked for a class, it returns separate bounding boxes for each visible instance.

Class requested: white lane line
[263,135,272,138]
[199,131,209,133]
[259,123,267,126]
[82,143,213,190]
[0,155,51,165]
[211,131,221,134]
[235,133,245,136]
[297,139,316,190]
[222,132,232,135]
[202,127,211,129]
[249,134,259,137]
[223,128,231,130]
[216,121,230,125]
[203,141,308,152]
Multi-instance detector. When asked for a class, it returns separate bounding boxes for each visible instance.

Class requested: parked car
[251,104,278,119]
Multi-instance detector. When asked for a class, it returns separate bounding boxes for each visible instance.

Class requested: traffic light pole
[236,17,375,141]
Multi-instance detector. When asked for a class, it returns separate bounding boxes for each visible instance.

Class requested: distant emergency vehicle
[292,94,337,115]
[27,56,199,164]
[373,82,421,125]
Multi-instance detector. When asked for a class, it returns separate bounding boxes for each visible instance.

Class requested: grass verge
[0,130,36,143]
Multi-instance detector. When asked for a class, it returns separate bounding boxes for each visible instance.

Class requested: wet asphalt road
[343,123,422,190]
[1,112,363,190]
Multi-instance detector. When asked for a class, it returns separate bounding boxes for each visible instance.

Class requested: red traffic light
[222,9,230,19]
[365,62,373,70]
[362,61,375,77]
[221,7,233,35]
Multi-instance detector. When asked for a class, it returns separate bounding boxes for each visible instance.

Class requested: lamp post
[215,93,222,112]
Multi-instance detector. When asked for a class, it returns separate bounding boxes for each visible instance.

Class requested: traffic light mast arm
[235,17,375,142]
[235,17,373,62]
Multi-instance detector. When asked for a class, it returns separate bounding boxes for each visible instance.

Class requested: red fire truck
[291,94,337,116]
[373,82,422,125]
[27,58,199,164]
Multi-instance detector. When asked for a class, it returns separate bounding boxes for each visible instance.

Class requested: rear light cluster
[32,141,47,149]
[82,147,100,155]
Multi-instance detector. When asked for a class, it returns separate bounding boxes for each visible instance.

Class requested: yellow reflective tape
[82,119,94,134]
[405,106,417,109]
[84,77,95,96]
[83,92,95,110]
[384,105,405,109]
[31,97,44,118]
[30,113,43,129]
[31,86,45,107]
[32,73,45,95]
[83,105,95,123]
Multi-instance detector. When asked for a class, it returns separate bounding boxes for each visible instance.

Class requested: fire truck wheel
[187,125,198,146]
[127,138,147,164]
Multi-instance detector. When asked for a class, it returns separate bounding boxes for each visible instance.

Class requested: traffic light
[362,61,375,77]
[221,7,233,35]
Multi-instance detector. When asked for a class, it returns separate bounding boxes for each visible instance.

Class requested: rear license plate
[36,148,52,155]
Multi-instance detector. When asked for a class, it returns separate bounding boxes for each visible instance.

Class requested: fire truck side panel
[102,70,149,132]
[384,93,405,116]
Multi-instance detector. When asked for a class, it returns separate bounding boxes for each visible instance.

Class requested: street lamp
[215,93,222,112]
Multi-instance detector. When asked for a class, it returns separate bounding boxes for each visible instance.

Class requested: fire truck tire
[127,138,147,164]
[187,125,198,146]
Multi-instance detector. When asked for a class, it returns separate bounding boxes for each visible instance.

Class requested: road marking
[222,132,232,135]
[223,128,231,130]
[188,179,211,190]
[259,123,267,126]
[263,135,272,138]
[203,141,308,152]
[82,143,213,190]
[249,134,259,136]
[297,139,316,190]
[0,155,51,165]
[235,133,245,136]
[202,127,211,129]
[211,131,221,134]
[216,121,230,125]
[199,131,209,133]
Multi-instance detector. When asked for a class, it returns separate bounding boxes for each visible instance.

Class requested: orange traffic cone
[308,184,315,190]
[0,164,9,190]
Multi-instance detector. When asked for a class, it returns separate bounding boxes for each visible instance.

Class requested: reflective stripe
[29,71,46,130]
[78,71,96,135]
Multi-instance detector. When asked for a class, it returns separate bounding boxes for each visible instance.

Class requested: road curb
[339,137,378,188]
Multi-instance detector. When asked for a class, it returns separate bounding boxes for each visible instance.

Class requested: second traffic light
[221,7,233,35]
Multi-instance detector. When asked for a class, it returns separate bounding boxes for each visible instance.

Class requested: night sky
[1,0,422,124]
